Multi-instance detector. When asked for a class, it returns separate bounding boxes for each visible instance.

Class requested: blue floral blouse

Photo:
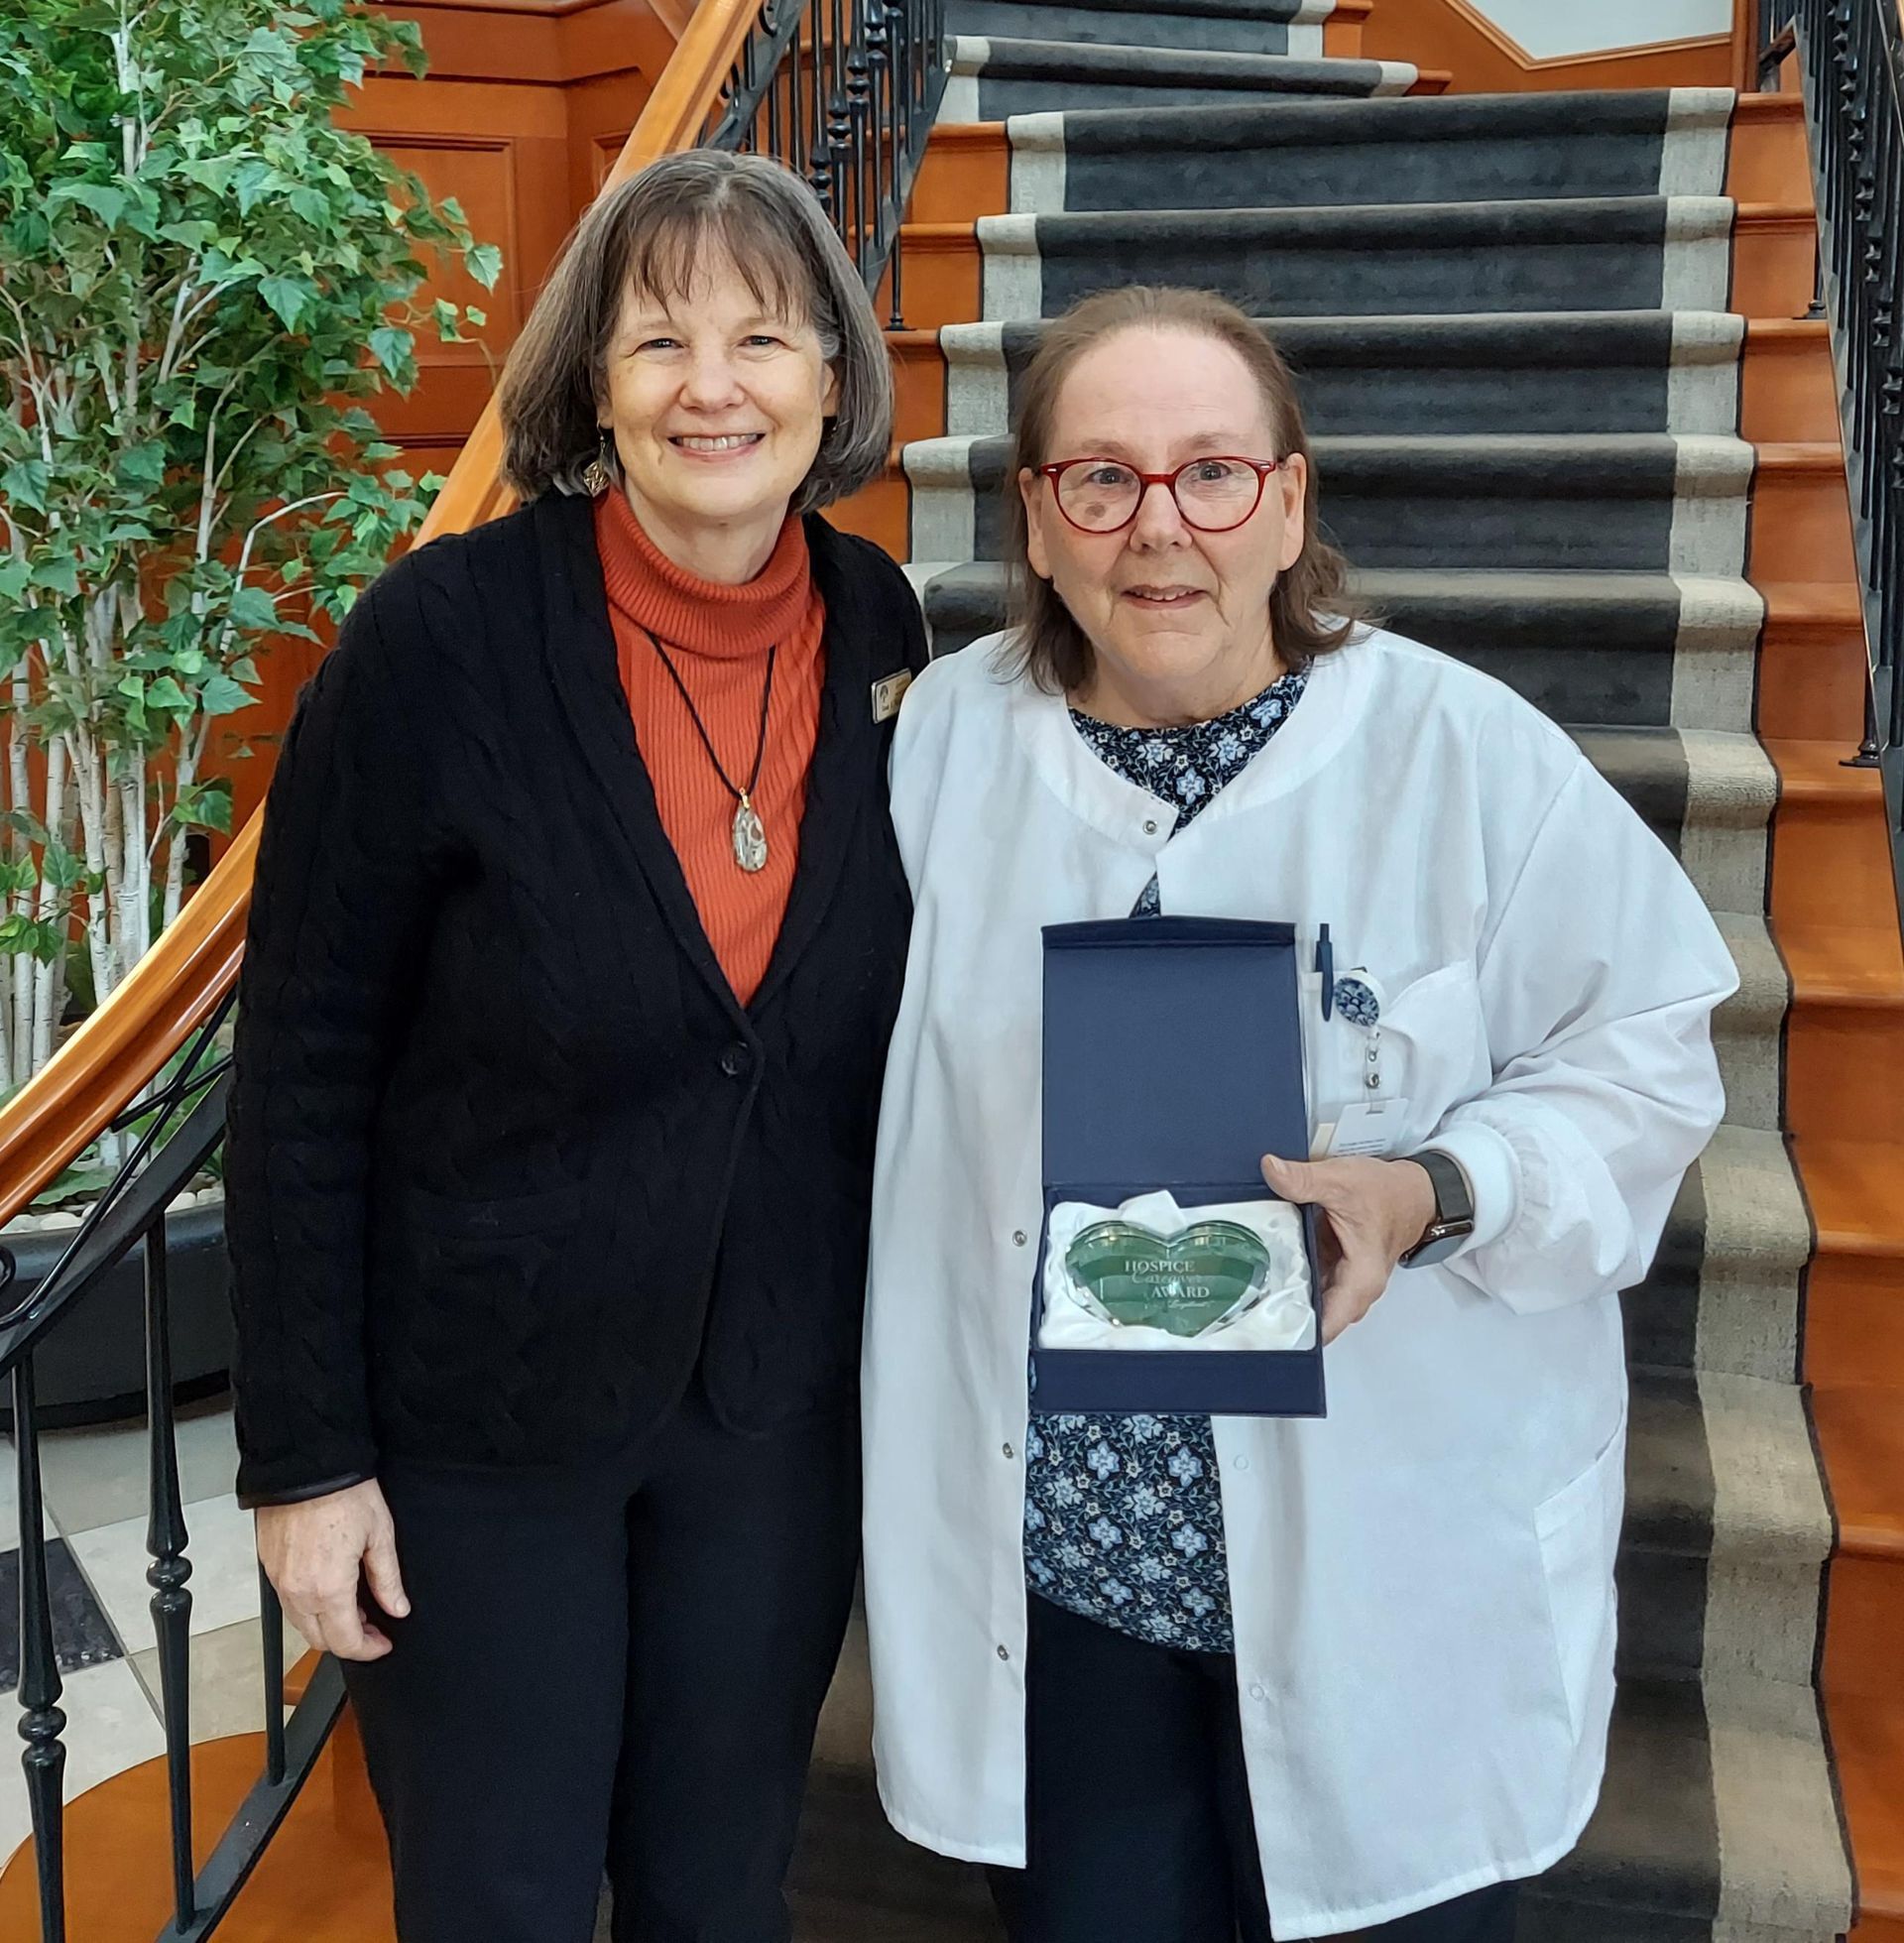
[1023,668,1308,1654]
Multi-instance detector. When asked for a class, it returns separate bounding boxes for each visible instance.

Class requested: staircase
[793,5,1869,1940]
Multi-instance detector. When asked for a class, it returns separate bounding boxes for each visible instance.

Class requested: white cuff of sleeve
[1418,1120,1519,1256]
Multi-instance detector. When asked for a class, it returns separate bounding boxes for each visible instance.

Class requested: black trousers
[993,1595,1520,1943]
[341,1380,859,1943]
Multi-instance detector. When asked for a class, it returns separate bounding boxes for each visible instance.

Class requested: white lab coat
[862,624,1737,1938]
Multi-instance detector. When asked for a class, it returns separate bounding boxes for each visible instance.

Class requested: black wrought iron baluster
[828,0,853,236]
[762,0,784,155]
[143,1217,195,1932]
[862,0,891,279]
[13,1356,66,1943]
[846,0,874,267]
[1860,99,1896,529]
[740,33,761,152]
[886,0,911,325]
[807,0,835,212]
[786,2,808,182]
[260,1566,287,1787]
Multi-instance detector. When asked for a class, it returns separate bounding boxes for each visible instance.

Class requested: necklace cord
[645,630,778,804]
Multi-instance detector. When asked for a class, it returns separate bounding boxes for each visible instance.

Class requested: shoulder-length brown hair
[498,150,892,511]
[1004,287,1360,693]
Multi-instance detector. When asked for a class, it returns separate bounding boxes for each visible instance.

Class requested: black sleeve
[844,530,932,675]
[225,568,441,1506]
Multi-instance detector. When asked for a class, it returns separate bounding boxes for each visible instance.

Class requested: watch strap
[1399,1148,1475,1267]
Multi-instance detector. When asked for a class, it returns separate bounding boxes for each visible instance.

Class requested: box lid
[1041,915,1310,1188]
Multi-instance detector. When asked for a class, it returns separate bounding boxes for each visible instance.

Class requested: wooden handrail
[0,0,763,1226]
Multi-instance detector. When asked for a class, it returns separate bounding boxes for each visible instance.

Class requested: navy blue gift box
[1030,915,1327,1419]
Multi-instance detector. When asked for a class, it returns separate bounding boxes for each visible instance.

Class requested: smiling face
[599,246,839,582]
[1019,325,1309,727]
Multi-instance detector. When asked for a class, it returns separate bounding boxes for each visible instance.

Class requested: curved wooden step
[0,1714,393,1942]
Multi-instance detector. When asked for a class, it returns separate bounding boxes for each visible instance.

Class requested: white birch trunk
[30,739,66,1074]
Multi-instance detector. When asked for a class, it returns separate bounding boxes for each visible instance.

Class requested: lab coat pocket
[1534,1412,1627,1738]
[1318,960,1491,1155]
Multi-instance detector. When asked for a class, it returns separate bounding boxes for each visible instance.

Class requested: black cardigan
[225,492,926,1505]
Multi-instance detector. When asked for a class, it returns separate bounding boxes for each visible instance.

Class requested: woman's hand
[1258,1153,1437,1345]
[255,1479,410,1662]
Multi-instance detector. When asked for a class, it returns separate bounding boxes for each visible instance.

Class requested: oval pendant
[732,798,769,874]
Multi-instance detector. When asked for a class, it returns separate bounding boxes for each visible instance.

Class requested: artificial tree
[0,0,499,1097]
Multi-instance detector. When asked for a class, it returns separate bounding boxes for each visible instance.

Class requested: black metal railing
[704,0,947,327]
[1760,0,1904,911]
[1,992,348,1942]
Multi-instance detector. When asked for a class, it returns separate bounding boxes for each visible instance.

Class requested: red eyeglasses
[1037,455,1283,535]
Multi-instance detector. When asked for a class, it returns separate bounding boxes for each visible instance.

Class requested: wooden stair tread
[1781,922,1904,1007]
[1747,316,1832,341]
[1759,583,1866,629]
[1791,1137,1904,1256]
[1830,1689,1904,1921]
[1812,1386,1904,1557]
[1762,735,1892,801]
[1756,441,1850,469]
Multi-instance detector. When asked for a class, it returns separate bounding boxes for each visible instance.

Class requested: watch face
[1402,1226,1468,1270]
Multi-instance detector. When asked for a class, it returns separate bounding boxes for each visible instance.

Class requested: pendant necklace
[645,631,778,873]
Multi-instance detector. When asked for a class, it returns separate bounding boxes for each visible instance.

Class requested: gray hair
[498,150,892,512]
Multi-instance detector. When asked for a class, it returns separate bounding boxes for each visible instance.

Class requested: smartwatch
[1398,1150,1475,1269]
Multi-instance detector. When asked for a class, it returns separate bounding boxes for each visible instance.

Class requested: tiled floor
[0,1398,283,1865]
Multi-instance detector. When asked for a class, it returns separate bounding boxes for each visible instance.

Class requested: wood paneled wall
[219,0,676,834]
[1362,0,1739,90]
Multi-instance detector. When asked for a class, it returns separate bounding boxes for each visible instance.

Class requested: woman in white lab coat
[861,285,1738,1943]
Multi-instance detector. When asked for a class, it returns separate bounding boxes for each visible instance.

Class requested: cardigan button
[719,1042,752,1078]
[1143,818,1158,835]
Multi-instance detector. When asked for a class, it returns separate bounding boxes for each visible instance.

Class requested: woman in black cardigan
[226,153,924,1942]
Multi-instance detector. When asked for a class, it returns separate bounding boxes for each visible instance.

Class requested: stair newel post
[846,0,874,271]
[827,0,853,238]
[12,1355,67,1943]
[259,1564,288,1786]
[143,1215,196,1932]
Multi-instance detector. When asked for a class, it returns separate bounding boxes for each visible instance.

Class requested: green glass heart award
[1040,1190,1314,1355]
[1064,1218,1276,1339]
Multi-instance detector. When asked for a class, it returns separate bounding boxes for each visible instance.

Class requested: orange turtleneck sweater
[594,487,827,1006]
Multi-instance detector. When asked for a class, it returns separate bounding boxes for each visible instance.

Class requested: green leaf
[49,181,126,228]
[0,559,28,603]
[367,325,411,377]
[146,677,192,713]
[257,275,312,331]
[464,305,487,328]
[465,242,503,291]
[199,673,254,717]
[30,555,79,598]
[115,441,167,490]
[226,585,280,631]
[174,780,234,834]
[2,460,50,515]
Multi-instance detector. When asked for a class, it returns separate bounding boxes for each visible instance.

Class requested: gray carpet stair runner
[780,22,1853,1943]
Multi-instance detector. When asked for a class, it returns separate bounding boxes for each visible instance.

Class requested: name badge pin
[871,668,913,723]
